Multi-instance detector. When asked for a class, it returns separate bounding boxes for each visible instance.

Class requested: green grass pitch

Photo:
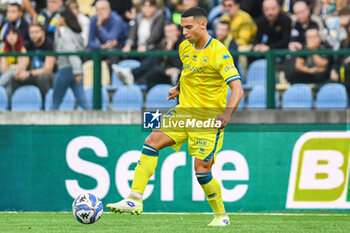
[0,212,349,233]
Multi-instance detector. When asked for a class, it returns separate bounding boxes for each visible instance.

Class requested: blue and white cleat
[208,214,230,226]
[106,197,143,215]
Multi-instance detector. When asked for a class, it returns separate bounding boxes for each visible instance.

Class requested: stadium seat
[145,84,177,109]
[246,59,267,87]
[84,87,109,110]
[227,88,245,110]
[111,72,124,87]
[316,83,348,109]
[112,85,143,110]
[282,84,313,109]
[236,62,245,83]
[11,85,42,111]
[0,86,8,110]
[247,86,280,109]
[117,59,141,70]
[45,88,76,110]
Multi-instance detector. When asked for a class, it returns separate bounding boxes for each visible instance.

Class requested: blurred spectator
[292,28,331,84]
[289,1,326,51]
[183,0,200,10]
[11,22,55,100]
[113,22,183,88]
[0,3,29,45]
[167,0,184,13]
[319,0,350,19]
[283,0,321,13]
[32,0,47,14]
[52,7,88,109]
[339,7,350,30]
[87,0,127,51]
[220,0,257,46]
[214,20,238,65]
[37,0,64,41]
[170,0,199,25]
[128,0,166,21]
[93,0,133,22]
[0,27,28,96]
[240,0,263,20]
[122,0,165,53]
[324,3,349,50]
[253,0,291,51]
[66,0,90,47]
[0,0,37,21]
[330,7,350,87]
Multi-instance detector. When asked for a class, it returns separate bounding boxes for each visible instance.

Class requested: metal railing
[1,49,349,109]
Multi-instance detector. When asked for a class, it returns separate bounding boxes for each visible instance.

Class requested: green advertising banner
[0,124,348,212]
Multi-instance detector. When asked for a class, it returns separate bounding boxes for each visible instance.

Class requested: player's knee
[194,160,212,173]
[144,131,173,150]
[144,134,158,149]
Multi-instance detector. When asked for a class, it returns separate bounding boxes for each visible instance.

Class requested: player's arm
[215,79,243,129]
[167,78,180,100]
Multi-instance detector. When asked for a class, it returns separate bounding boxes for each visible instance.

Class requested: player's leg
[106,131,175,214]
[130,131,175,197]
[195,157,230,226]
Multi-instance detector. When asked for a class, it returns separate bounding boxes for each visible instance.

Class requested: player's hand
[167,86,179,100]
[215,112,231,129]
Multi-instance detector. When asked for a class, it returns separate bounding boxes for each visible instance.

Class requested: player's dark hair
[59,6,82,33]
[181,7,208,19]
[9,3,22,11]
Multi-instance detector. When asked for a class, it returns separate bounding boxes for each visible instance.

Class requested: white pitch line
[142,212,350,216]
[0,212,349,216]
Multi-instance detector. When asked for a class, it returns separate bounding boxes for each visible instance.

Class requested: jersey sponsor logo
[183,64,206,73]
[192,55,197,61]
[224,64,235,72]
[223,54,230,60]
[287,132,350,209]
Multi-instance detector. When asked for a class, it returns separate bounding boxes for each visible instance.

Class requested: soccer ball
[72,193,103,224]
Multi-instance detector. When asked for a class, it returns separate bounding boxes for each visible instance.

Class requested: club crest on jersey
[201,56,209,67]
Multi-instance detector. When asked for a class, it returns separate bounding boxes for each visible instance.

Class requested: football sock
[131,144,159,195]
[196,172,225,215]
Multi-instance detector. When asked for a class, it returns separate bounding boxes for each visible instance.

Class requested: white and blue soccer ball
[72,193,103,224]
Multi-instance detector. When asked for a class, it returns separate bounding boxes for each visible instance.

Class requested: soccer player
[107,7,243,227]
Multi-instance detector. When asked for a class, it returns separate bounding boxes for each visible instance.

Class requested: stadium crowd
[0,0,349,110]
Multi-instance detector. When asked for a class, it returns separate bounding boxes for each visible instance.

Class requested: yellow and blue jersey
[178,37,240,109]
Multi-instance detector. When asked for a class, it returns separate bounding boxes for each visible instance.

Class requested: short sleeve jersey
[178,37,240,109]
